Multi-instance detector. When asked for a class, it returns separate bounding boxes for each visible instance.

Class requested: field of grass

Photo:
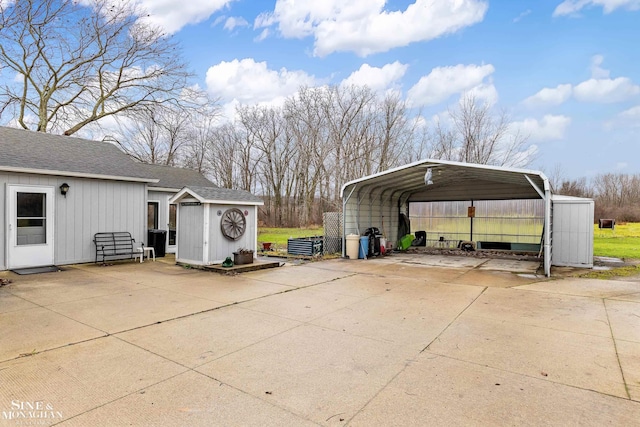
[593,222,640,260]
[258,227,323,250]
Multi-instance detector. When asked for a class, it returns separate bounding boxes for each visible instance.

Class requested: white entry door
[7,185,55,269]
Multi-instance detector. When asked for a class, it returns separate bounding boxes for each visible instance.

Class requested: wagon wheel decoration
[220,208,246,241]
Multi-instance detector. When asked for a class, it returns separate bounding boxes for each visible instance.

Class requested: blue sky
[14,0,640,178]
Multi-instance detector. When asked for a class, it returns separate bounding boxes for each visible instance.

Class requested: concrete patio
[1,254,639,426]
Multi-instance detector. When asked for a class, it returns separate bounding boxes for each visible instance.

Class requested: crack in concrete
[603,298,632,400]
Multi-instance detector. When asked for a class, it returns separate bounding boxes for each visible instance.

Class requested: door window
[148,202,159,229]
[16,192,47,245]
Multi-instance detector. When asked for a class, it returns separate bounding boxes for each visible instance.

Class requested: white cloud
[590,54,610,78]
[512,115,572,141]
[205,58,316,105]
[255,29,270,42]
[523,84,573,107]
[573,77,640,103]
[134,0,235,34]
[513,9,532,22]
[461,83,499,106]
[77,0,235,34]
[613,105,640,128]
[341,62,408,92]
[224,16,249,31]
[554,0,640,16]
[620,105,640,119]
[522,56,639,106]
[615,162,629,170]
[256,0,488,57]
[407,63,495,107]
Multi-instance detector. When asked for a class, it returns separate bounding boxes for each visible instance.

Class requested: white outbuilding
[341,159,595,276]
[168,186,263,266]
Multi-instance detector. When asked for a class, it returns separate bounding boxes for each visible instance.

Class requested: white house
[0,126,261,270]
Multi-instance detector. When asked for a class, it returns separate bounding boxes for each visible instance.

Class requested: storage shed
[551,195,594,268]
[168,186,263,266]
[341,159,595,277]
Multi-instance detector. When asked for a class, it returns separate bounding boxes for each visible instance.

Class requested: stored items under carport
[411,231,426,246]
[364,227,383,257]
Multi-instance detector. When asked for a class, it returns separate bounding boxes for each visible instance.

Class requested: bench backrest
[94,232,135,254]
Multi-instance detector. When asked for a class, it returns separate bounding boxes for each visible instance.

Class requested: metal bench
[93,232,141,264]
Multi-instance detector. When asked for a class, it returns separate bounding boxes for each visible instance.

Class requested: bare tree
[107,102,190,165]
[0,0,190,135]
[182,103,221,174]
[434,95,533,167]
[238,105,295,225]
[557,178,592,197]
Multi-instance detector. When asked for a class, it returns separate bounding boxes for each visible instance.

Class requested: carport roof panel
[341,159,549,201]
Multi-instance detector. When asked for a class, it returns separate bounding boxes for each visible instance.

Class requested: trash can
[359,236,369,259]
[147,229,167,257]
[346,234,360,259]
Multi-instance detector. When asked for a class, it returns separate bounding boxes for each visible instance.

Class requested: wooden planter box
[233,252,254,265]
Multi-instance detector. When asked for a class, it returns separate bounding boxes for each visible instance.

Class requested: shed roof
[341,158,549,202]
[0,126,157,182]
[169,186,263,206]
[140,163,216,190]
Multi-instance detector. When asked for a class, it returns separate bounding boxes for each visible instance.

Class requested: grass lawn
[593,222,640,260]
[258,227,323,250]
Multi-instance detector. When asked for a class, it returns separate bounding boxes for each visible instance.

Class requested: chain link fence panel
[323,212,343,255]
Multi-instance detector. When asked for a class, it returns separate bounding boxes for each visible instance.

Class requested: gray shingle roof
[139,163,216,189]
[187,186,263,204]
[0,126,156,181]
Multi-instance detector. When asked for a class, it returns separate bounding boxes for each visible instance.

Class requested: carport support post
[470,199,474,242]
[342,185,356,258]
[525,174,552,277]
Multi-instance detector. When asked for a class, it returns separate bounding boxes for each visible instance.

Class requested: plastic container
[346,234,360,259]
[359,236,369,259]
[398,234,415,251]
[380,237,387,252]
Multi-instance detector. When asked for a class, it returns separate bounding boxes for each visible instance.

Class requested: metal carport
[341,159,553,276]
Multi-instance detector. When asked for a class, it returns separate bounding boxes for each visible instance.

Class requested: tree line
[107,86,535,226]
[550,172,640,222]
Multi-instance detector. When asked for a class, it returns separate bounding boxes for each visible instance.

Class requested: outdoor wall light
[60,183,70,197]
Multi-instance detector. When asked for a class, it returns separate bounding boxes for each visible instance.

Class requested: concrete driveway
[1,254,639,426]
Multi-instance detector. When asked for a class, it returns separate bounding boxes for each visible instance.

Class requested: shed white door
[7,185,55,269]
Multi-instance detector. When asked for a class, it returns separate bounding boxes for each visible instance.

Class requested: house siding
[1,172,146,269]
[208,205,257,263]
